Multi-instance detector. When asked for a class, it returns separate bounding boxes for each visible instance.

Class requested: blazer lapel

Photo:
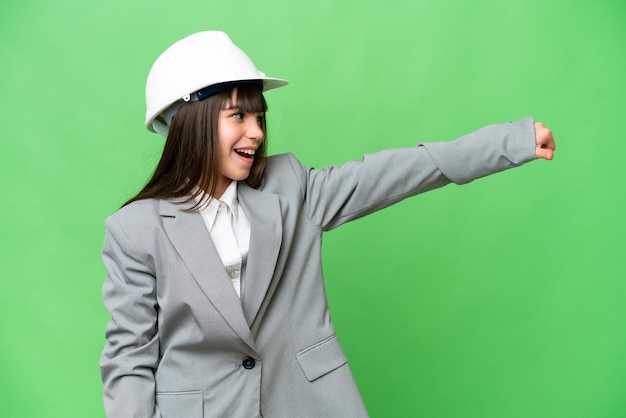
[159,199,257,351]
[238,183,283,328]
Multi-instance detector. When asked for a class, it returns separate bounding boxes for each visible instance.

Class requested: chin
[232,173,251,182]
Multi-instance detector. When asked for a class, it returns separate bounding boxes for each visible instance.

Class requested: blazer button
[242,357,256,369]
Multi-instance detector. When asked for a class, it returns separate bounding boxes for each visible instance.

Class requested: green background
[1,0,625,417]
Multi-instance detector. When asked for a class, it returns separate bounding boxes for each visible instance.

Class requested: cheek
[217,124,240,150]
[217,138,227,154]
[216,131,232,154]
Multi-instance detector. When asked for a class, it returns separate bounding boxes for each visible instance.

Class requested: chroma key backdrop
[1,0,625,416]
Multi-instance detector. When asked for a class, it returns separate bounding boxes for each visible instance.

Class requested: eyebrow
[223,105,264,114]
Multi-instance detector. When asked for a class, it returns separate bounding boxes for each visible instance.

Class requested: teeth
[236,149,255,156]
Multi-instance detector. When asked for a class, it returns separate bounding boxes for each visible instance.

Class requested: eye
[256,114,265,126]
[232,112,244,120]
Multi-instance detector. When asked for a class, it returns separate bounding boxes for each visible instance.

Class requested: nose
[245,114,264,141]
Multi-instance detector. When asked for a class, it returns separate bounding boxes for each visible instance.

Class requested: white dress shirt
[197,182,250,298]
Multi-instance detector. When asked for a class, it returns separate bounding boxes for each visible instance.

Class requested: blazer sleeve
[287,117,537,231]
[100,216,162,418]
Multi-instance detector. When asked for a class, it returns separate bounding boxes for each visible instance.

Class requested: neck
[213,179,233,200]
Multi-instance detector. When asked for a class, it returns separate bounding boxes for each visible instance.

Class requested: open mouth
[234,149,255,160]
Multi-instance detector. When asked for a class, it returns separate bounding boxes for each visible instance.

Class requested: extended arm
[288,117,547,230]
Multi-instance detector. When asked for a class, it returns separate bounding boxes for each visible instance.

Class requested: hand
[535,122,556,160]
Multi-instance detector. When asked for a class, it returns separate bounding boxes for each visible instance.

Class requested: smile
[234,148,255,160]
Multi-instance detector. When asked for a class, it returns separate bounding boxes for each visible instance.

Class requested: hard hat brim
[145,77,288,133]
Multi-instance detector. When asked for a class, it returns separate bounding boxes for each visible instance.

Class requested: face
[214,90,265,197]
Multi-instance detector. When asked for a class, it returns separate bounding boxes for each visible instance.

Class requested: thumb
[536,145,554,160]
[534,122,556,160]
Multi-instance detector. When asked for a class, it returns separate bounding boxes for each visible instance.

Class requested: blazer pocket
[296,333,348,382]
[156,390,203,418]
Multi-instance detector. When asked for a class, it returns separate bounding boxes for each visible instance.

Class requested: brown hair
[124,84,268,209]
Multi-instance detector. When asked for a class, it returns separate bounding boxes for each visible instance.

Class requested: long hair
[124,84,268,209]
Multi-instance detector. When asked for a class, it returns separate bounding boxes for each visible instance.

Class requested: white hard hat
[145,31,288,135]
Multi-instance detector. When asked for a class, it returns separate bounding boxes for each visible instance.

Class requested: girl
[100,31,555,418]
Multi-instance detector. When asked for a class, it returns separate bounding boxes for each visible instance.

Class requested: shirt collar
[198,181,239,232]
[219,181,238,211]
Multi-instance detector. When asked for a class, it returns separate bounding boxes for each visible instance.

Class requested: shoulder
[104,198,163,236]
[261,153,308,194]
[265,153,305,174]
[107,198,160,222]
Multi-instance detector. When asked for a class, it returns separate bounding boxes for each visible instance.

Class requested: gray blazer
[100,118,537,418]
